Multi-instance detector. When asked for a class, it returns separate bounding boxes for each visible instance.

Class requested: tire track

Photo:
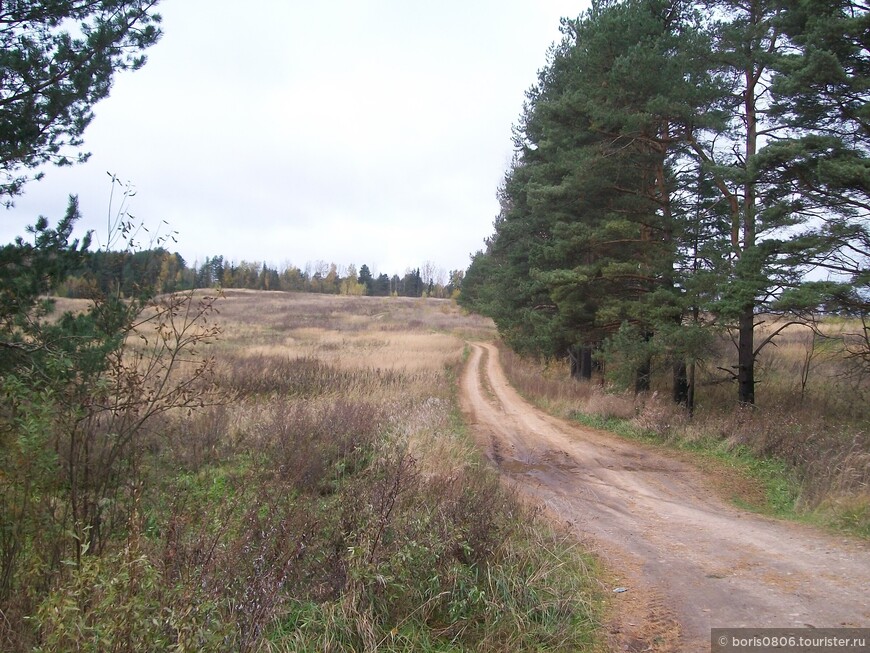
[460,342,870,652]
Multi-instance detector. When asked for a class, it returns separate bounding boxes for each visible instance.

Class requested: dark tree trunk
[580,347,593,380]
[672,360,689,406]
[738,307,755,405]
[738,12,758,407]
[687,360,696,417]
[569,345,594,381]
[569,347,580,379]
[635,357,651,393]
[634,331,653,393]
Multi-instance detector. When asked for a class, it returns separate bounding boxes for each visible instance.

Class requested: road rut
[460,342,869,652]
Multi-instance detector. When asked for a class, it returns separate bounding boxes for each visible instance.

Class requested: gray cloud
[3,0,586,275]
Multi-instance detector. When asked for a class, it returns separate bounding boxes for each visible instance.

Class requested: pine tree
[0,1,162,202]
[765,0,870,310]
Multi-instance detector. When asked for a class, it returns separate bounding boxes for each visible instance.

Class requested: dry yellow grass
[206,290,496,474]
[214,290,492,365]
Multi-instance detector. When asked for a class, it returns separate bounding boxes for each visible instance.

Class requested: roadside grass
[13,291,603,652]
[497,341,870,539]
[569,411,799,518]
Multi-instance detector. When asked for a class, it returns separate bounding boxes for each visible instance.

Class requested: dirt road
[460,343,869,652]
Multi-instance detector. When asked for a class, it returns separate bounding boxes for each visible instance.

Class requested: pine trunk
[738,307,755,405]
[569,346,594,381]
[738,2,760,406]
[635,358,651,393]
[672,360,689,406]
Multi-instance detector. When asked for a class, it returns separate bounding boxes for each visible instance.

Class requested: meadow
[2,290,600,653]
[9,289,865,652]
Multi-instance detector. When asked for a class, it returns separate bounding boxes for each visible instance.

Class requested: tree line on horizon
[55,248,466,299]
[460,0,870,409]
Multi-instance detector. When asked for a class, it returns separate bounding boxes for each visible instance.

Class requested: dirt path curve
[460,342,869,652]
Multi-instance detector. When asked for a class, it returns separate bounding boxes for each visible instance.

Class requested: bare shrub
[217,489,315,653]
[146,471,319,652]
[631,392,690,439]
[0,291,220,651]
[168,403,231,470]
[265,399,385,494]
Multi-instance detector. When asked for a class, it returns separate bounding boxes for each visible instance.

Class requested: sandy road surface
[460,343,869,652]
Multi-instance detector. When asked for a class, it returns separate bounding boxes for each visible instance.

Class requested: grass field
[13,290,865,653]
[5,290,601,653]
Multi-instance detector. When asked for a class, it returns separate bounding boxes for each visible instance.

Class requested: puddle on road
[494,450,680,478]
[495,452,580,480]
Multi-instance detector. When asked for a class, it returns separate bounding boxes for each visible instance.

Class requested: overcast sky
[4,0,588,278]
